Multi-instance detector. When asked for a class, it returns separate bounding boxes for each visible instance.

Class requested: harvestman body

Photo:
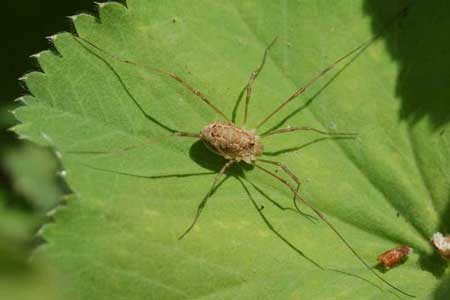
[201,122,263,163]
[74,17,414,298]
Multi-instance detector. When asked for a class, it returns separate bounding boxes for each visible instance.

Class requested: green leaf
[14,0,450,299]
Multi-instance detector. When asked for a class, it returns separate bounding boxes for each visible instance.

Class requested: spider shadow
[188,139,252,178]
[231,31,371,134]
[237,176,384,292]
[72,139,244,181]
[73,140,216,181]
[263,136,356,157]
[73,36,178,134]
[188,139,391,293]
[261,38,371,135]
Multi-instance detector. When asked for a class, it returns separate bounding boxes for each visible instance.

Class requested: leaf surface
[14,0,450,299]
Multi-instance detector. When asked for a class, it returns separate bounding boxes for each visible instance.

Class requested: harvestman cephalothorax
[71,7,414,298]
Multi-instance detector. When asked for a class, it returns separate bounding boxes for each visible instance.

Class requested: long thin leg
[257,159,317,221]
[122,131,200,152]
[178,160,235,240]
[65,131,199,155]
[81,162,215,180]
[254,41,367,130]
[74,37,180,134]
[243,37,277,125]
[244,177,315,223]
[254,7,408,130]
[254,163,415,298]
[237,177,323,270]
[261,126,357,138]
[74,36,230,122]
[254,41,370,129]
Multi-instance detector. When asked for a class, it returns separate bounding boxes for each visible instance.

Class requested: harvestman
[73,21,413,298]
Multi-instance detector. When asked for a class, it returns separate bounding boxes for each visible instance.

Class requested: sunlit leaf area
[1,1,449,299]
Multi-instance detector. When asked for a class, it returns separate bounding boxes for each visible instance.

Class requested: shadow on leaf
[364,0,450,129]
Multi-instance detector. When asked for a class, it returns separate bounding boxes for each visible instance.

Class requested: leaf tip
[29,52,41,59]
[58,170,67,178]
[67,14,80,21]
[14,96,26,104]
[46,34,59,43]
[94,1,108,9]
[18,74,28,82]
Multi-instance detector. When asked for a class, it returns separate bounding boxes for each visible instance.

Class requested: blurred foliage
[0,187,34,265]
[2,143,66,212]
